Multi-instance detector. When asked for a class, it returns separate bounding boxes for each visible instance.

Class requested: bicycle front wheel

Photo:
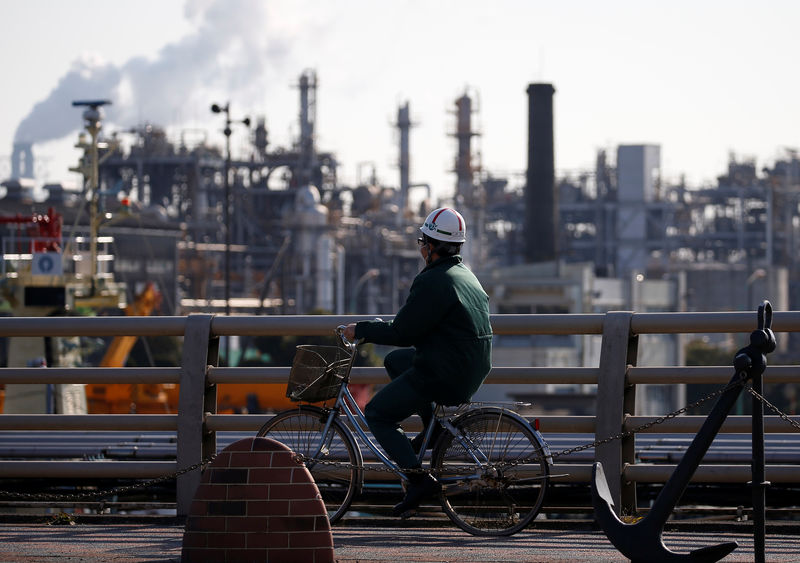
[431,408,549,536]
[257,406,361,523]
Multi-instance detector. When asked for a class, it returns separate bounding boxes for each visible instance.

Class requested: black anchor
[591,301,776,562]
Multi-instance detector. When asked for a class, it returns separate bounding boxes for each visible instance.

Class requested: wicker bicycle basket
[286,344,352,402]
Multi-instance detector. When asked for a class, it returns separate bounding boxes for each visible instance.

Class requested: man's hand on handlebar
[343,323,357,342]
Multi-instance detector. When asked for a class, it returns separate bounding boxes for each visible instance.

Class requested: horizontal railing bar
[625,415,800,434]
[628,365,800,384]
[0,459,592,482]
[210,314,606,337]
[630,311,800,334]
[624,464,800,483]
[203,414,599,433]
[0,367,182,384]
[0,502,176,509]
[205,366,601,386]
[1,459,797,485]
[0,461,176,478]
[4,413,794,436]
[0,411,795,437]
[5,364,800,386]
[2,311,799,339]
[0,316,187,337]
[0,415,177,431]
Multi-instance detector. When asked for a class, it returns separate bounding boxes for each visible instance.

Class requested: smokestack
[397,102,411,216]
[524,83,557,263]
[11,142,34,179]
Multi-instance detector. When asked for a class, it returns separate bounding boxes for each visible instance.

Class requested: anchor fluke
[592,462,738,562]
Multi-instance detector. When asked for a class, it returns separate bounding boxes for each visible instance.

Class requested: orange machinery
[87,283,372,413]
[85,282,175,413]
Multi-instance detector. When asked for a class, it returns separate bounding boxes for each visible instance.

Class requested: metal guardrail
[1,311,799,516]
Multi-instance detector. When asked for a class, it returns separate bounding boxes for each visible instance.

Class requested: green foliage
[683,338,798,416]
[685,339,734,367]
[684,339,736,415]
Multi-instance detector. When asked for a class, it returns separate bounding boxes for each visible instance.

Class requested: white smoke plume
[13,0,285,144]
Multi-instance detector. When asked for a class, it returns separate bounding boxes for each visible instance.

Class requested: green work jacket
[354,255,492,405]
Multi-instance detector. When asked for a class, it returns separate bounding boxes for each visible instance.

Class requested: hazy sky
[1,0,798,200]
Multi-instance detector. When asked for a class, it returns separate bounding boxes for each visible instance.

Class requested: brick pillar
[182,437,333,563]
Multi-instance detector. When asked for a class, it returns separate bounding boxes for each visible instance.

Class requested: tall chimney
[11,142,35,179]
[396,101,411,216]
[524,83,557,263]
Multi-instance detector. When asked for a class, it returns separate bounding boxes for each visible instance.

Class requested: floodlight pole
[211,102,249,364]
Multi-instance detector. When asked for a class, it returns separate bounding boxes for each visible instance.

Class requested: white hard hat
[420,207,466,243]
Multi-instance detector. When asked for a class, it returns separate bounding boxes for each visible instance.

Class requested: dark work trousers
[364,348,434,469]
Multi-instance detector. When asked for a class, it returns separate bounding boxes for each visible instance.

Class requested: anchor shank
[646,369,749,525]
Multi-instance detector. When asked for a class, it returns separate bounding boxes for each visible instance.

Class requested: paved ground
[1,520,799,562]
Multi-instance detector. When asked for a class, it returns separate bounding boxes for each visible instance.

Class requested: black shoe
[392,473,441,517]
[410,421,444,453]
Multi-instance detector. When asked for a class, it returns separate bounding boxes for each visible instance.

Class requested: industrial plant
[2,68,799,415]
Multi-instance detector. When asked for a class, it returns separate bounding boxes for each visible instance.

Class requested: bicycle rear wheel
[431,407,549,536]
[257,405,361,523]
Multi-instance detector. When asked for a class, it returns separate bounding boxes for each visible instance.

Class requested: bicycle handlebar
[336,319,382,349]
[336,325,357,350]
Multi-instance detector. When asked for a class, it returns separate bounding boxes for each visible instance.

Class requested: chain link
[0,454,218,502]
[747,386,800,432]
[547,374,749,461]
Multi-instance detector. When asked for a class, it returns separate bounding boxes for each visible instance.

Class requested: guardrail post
[176,314,219,516]
[595,311,638,516]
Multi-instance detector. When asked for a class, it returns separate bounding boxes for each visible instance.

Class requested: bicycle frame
[321,382,505,486]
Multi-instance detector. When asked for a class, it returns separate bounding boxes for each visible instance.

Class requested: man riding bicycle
[343,207,492,516]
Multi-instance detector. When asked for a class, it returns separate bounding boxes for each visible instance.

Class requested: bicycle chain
[0,454,218,501]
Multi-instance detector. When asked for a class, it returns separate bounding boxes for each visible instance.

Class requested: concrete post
[595,311,638,516]
[176,314,219,516]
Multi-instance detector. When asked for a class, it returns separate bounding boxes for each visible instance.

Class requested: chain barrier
[4,374,798,502]
[0,454,217,502]
[546,374,749,462]
[299,373,799,472]
[293,374,753,475]
[747,386,800,432]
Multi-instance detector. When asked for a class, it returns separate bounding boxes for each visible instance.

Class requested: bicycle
[256,326,553,536]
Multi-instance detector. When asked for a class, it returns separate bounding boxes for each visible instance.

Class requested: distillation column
[452,91,484,266]
[397,102,411,218]
[297,69,318,187]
